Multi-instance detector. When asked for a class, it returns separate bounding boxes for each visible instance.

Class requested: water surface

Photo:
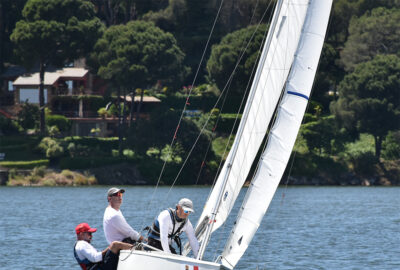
[0,186,399,269]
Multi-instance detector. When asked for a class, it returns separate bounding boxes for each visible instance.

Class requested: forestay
[194,0,310,256]
[220,0,333,268]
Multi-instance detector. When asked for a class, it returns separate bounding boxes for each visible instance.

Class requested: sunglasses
[111,192,123,197]
[183,209,190,214]
[83,232,92,236]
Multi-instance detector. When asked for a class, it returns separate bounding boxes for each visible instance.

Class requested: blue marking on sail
[287,91,309,100]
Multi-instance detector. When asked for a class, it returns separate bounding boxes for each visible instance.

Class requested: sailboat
[117,0,332,269]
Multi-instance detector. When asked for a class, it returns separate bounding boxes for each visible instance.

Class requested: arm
[185,220,199,258]
[113,213,141,241]
[158,211,172,253]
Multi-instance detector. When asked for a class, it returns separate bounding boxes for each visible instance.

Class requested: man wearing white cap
[103,187,145,245]
[147,198,199,257]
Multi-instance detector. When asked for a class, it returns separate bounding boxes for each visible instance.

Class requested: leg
[109,241,133,254]
[101,250,119,270]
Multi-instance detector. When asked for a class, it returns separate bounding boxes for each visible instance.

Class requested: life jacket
[73,242,100,270]
[148,208,187,254]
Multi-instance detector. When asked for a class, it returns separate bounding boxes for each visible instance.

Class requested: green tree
[10,0,103,135]
[331,54,400,159]
[0,0,27,73]
[207,24,267,96]
[92,20,187,89]
[300,115,344,156]
[90,20,187,155]
[328,0,400,46]
[127,107,215,184]
[90,0,168,26]
[340,7,400,71]
[382,130,400,160]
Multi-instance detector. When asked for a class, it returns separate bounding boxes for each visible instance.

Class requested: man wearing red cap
[74,222,133,270]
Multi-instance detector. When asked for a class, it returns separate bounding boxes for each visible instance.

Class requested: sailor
[73,222,132,270]
[103,187,145,244]
[147,198,199,257]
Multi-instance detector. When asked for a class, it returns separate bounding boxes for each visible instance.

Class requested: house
[68,95,161,137]
[2,65,161,137]
[12,67,90,104]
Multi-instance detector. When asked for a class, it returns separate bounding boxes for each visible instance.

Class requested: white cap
[107,187,125,197]
[178,198,194,213]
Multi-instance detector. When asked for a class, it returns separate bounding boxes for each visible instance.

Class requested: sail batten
[220,0,333,267]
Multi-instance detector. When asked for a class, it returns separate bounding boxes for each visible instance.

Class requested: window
[8,81,14,91]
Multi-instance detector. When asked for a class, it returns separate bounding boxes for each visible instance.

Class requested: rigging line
[194,79,231,186]
[199,0,277,210]
[224,1,294,215]
[164,0,277,202]
[184,0,276,255]
[196,0,270,188]
[141,0,226,231]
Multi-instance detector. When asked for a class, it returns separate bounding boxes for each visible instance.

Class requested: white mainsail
[195,0,309,257]
[220,0,333,268]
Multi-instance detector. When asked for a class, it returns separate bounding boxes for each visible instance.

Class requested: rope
[141,0,226,232]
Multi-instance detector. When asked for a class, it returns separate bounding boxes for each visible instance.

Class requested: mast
[196,0,286,260]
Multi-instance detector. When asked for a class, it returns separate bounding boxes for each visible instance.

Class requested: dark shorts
[101,250,119,270]
[147,238,176,254]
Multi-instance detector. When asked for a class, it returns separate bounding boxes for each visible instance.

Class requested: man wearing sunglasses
[103,187,145,245]
[74,222,133,270]
[147,198,199,257]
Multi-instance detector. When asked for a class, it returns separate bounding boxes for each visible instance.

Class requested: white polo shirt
[103,206,140,244]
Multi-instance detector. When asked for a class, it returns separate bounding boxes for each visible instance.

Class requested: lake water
[0,186,399,269]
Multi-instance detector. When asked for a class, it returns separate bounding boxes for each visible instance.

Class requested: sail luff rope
[140,0,226,232]
[197,0,287,260]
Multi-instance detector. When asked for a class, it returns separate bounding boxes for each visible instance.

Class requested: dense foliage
[1,0,400,185]
[10,0,103,134]
[331,54,400,159]
[207,24,268,96]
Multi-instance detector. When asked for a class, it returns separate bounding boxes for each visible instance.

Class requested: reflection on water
[0,186,399,269]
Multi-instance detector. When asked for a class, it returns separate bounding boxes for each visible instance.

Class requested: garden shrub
[38,137,64,158]
[0,115,20,135]
[46,114,72,133]
[0,159,49,169]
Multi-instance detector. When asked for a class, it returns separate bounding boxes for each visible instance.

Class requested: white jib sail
[195,0,310,254]
[220,0,333,268]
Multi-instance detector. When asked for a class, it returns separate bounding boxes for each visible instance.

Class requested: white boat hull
[118,250,228,270]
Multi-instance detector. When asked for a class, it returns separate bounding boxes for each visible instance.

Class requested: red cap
[75,223,97,235]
